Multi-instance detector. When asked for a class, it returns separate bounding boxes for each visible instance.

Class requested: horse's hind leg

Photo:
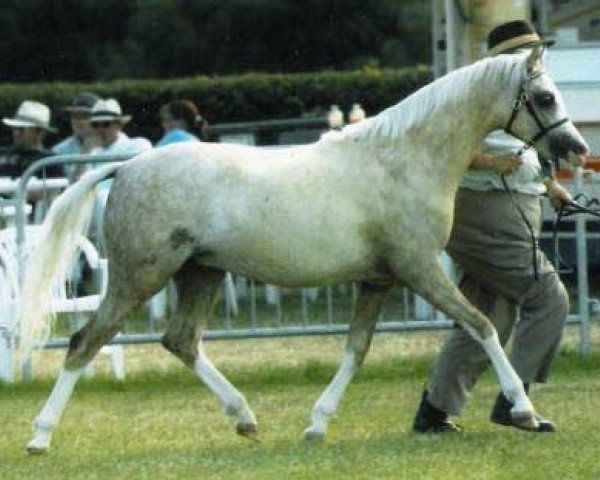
[161,262,258,440]
[304,282,393,442]
[26,290,140,454]
[405,261,537,430]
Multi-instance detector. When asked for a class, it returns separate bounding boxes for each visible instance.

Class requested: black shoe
[412,390,462,434]
[490,392,555,433]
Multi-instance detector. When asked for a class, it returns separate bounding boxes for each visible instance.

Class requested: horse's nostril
[572,140,590,156]
[550,134,589,157]
[581,144,590,156]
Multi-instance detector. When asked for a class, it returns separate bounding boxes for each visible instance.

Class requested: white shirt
[90,131,152,156]
[459,130,547,196]
[90,131,152,194]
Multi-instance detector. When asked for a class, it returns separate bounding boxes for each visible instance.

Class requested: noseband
[504,72,569,156]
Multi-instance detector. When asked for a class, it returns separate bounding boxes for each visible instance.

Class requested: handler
[412,20,581,434]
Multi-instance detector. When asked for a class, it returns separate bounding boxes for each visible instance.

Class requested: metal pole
[250,280,257,328]
[445,0,460,71]
[326,286,333,324]
[533,0,550,34]
[301,289,308,326]
[574,167,590,356]
[275,288,283,326]
[431,0,447,78]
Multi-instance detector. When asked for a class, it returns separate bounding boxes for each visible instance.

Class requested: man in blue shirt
[52,92,100,181]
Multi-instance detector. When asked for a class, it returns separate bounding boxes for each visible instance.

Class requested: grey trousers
[427,188,569,416]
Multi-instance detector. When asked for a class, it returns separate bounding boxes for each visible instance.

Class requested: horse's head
[505,46,589,165]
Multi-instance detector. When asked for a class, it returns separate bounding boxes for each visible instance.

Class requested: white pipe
[574,166,590,356]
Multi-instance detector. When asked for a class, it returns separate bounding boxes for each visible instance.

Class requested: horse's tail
[18,162,123,360]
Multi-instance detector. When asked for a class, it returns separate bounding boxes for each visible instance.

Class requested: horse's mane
[320,53,525,145]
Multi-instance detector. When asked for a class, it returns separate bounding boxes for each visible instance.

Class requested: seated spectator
[156,99,204,147]
[89,98,152,155]
[52,92,100,181]
[0,101,63,180]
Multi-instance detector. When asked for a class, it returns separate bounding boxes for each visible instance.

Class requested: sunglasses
[92,121,116,129]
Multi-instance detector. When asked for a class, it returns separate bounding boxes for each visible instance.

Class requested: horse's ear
[526,44,544,75]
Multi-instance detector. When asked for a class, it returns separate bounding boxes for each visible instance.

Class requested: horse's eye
[535,92,555,108]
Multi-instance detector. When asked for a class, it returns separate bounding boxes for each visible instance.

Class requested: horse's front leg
[405,260,537,429]
[304,283,393,442]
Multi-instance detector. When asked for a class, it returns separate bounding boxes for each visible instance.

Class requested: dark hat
[487,20,555,56]
[64,92,100,113]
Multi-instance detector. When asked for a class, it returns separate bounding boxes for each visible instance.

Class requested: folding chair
[0,226,124,381]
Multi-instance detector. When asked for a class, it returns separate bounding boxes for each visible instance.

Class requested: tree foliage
[0,65,432,144]
[0,0,430,82]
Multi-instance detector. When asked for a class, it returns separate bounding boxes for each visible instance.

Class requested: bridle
[501,67,571,281]
[504,70,570,156]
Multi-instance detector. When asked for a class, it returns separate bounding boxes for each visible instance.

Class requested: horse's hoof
[303,427,325,443]
[236,422,260,442]
[510,410,539,431]
[26,443,48,455]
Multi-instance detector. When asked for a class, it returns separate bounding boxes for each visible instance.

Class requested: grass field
[2,328,600,479]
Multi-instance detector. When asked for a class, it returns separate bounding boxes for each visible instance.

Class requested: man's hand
[544,178,572,211]
[469,153,523,175]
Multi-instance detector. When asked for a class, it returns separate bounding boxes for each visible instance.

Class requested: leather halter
[504,71,569,156]
[500,71,570,281]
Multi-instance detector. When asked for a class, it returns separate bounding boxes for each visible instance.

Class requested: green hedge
[0,66,432,145]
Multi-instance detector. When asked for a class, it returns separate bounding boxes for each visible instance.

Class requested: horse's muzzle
[548,130,589,160]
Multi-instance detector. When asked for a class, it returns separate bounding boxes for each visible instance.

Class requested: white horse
[21,47,588,453]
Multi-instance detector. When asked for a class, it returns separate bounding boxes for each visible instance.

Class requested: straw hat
[2,101,57,132]
[487,20,555,56]
[89,98,131,124]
